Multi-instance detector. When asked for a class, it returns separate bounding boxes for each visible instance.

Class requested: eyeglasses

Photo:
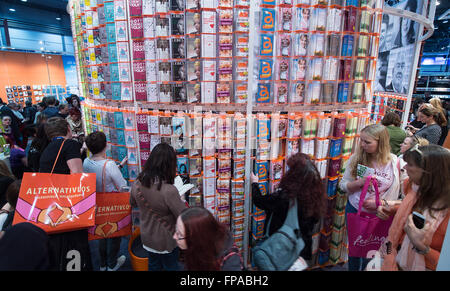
[174,230,185,241]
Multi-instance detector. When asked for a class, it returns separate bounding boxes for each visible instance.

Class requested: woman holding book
[339,124,406,271]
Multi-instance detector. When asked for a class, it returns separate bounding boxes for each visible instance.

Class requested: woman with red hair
[173,207,243,271]
[251,153,327,264]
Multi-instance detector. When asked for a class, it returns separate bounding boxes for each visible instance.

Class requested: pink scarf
[381,180,448,271]
[380,181,417,271]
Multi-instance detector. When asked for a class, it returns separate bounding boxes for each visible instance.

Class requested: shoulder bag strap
[136,185,174,234]
[102,160,120,193]
[284,198,300,231]
[50,139,66,175]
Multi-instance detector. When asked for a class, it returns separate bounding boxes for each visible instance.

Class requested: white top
[340,153,406,213]
[83,158,127,193]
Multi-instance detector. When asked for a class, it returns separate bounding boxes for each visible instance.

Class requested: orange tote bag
[13,139,96,234]
[88,160,132,240]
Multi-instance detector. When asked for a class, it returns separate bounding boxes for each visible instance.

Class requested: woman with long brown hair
[130,143,187,271]
[381,145,450,271]
[173,207,243,271]
[251,153,327,265]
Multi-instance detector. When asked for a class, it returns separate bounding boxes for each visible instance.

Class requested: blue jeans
[345,202,370,271]
[99,237,122,269]
[147,247,180,271]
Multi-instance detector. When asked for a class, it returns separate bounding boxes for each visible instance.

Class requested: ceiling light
[436,1,440,5]
[40,47,44,50]
[443,20,449,23]
[21,0,27,2]
[56,17,61,20]
[9,8,16,12]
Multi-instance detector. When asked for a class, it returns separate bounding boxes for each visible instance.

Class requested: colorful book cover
[261,8,275,32]
[258,181,269,196]
[125,131,136,148]
[133,61,146,81]
[115,21,128,42]
[327,177,339,198]
[172,116,186,137]
[257,119,271,140]
[129,0,143,16]
[258,59,273,81]
[104,1,115,22]
[177,156,189,176]
[119,63,131,82]
[111,82,121,100]
[114,0,127,20]
[130,17,144,39]
[333,117,347,138]
[136,113,148,132]
[117,146,128,162]
[134,81,147,101]
[114,112,124,129]
[189,158,202,176]
[128,165,139,181]
[138,132,150,149]
[116,129,126,146]
[257,161,269,182]
[203,159,216,178]
[356,164,375,179]
[132,39,145,60]
[328,138,342,158]
[260,34,274,57]
[270,160,283,181]
[328,158,342,177]
[127,148,139,165]
[256,83,271,103]
[150,135,161,152]
[159,116,172,136]
[108,43,118,63]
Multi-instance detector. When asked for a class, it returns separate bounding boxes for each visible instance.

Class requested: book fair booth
[67,0,436,269]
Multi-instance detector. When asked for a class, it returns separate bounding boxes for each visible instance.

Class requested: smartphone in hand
[412,211,426,229]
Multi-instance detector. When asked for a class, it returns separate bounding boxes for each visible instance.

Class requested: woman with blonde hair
[340,124,405,271]
[381,145,450,271]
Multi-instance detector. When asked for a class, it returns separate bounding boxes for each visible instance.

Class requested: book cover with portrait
[159,84,172,103]
[172,83,187,103]
[171,14,185,35]
[187,36,201,59]
[171,38,185,59]
[186,12,201,35]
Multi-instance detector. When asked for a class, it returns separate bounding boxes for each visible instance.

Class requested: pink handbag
[347,176,394,258]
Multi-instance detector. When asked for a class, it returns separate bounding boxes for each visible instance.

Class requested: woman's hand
[404,214,430,252]
[251,172,258,184]
[376,205,391,220]
[347,178,367,193]
[363,199,378,211]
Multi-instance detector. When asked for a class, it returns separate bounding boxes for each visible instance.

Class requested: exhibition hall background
[1,0,449,104]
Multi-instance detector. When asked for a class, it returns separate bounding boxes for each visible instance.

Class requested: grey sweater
[130,180,187,252]
[415,124,442,144]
